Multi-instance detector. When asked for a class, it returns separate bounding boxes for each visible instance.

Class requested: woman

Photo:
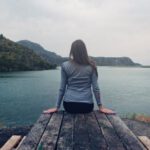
[43,40,115,114]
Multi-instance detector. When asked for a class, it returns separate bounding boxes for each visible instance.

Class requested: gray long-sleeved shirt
[56,60,102,108]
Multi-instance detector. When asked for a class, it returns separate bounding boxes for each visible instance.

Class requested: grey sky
[0,0,150,65]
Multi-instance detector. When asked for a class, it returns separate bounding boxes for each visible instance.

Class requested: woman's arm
[43,64,68,114]
[91,70,115,114]
[91,71,102,106]
[55,64,68,109]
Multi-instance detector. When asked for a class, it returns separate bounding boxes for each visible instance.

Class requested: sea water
[0,67,150,126]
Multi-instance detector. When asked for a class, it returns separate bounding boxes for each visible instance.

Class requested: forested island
[0,34,145,72]
[0,35,57,72]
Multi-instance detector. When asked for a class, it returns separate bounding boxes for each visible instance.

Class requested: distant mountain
[17,40,141,67]
[0,35,57,72]
[61,56,141,66]
[17,40,64,65]
[92,56,141,66]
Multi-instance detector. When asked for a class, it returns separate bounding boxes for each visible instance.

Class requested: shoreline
[0,118,150,148]
[0,65,150,73]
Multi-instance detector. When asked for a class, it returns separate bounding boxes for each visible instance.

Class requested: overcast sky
[0,0,150,65]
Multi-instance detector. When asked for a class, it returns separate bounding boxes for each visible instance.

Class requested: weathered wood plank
[16,136,26,150]
[138,136,150,150]
[73,114,90,150]
[1,135,22,150]
[17,113,51,150]
[17,110,147,150]
[57,112,74,150]
[107,114,146,150]
[94,111,125,150]
[84,112,108,150]
[37,112,63,150]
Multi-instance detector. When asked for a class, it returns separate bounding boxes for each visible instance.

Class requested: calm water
[0,67,150,127]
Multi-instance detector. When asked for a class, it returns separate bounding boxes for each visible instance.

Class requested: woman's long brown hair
[69,40,98,76]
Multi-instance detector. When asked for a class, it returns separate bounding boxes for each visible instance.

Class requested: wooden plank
[16,136,26,150]
[37,111,63,150]
[57,112,74,150]
[107,114,146,150]
[84,112,108,150]
[138,136,150,150]
[73,114,90,150]
[94,111,125,150]
[1,135,22,150]
[17,113,51,150]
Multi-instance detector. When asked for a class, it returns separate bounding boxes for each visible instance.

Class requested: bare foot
[99,107,116,114]
[43,108,58,114]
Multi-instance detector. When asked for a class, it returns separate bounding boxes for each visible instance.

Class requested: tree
[0,34,4,39]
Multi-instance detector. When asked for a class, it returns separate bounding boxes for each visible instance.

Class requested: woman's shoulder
[61,60,73,70]
[62,60,71,66]
[62,60,93,70]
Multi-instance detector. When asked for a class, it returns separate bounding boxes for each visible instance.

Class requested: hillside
[17,40,141,67]
[17,40,64,65]
[92,56,141,66]
[0,35,57,72]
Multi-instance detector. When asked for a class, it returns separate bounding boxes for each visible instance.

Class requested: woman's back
[62,60,94,104]
[56,60,101,109]
[63,60,93,90]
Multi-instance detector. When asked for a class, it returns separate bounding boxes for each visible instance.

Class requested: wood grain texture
[107,114,146,150]
[37,112,63,150]
[16,110,146,150]
[73,114,90,150]
[57,112,74,150]
[17,113,51,150]
[94,111,125,150]
[84,112,108,150]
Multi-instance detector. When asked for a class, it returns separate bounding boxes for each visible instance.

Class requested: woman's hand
[43,108,58,114]
[99,105,116,114]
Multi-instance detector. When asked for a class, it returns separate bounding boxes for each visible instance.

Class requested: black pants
[63,101,94,114]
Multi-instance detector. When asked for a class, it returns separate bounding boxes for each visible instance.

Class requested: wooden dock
[14,110,147,150]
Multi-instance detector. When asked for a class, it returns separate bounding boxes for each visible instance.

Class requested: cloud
[0,0,150,65]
